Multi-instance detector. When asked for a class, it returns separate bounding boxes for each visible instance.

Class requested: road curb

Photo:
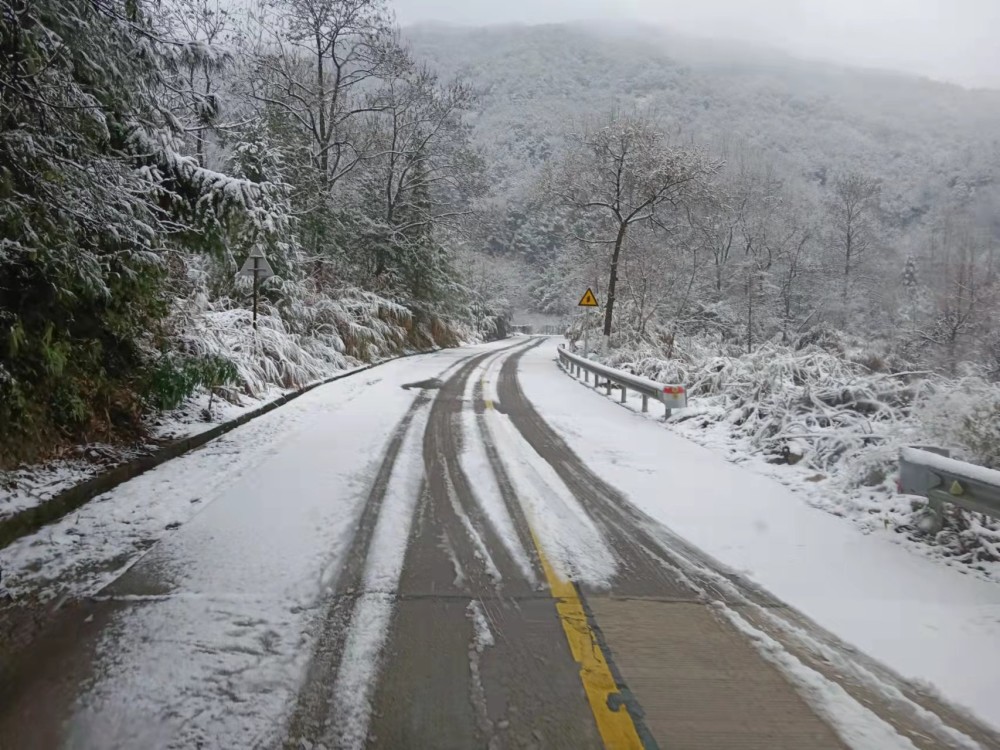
[0,349,434,552]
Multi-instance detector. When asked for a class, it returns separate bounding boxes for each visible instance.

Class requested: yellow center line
[482,386,644,749]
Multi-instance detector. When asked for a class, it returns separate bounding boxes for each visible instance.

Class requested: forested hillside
[407,22,1000,374]
[0,0,506,467]
[408,22,1000,228]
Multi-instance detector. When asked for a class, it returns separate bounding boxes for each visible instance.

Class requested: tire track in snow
[285,342,535,748]
[367,342,603,750]
[498,341,999,750]
[466,364,543,582]
[279,348,489,748]
[280,393,432,748]
[419,349,533,592]
[495,340,703,600]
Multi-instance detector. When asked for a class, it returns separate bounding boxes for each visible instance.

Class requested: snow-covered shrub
[611,342,927,472]
[164,267,471,404]
[916,378,1000,470]
[591,335,1000,564]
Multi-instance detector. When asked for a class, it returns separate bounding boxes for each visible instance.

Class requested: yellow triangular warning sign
[578,288,599,307]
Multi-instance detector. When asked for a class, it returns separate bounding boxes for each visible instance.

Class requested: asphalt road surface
[1,338,998,749]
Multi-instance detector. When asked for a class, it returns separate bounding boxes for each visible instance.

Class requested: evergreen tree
[0,0,286,464]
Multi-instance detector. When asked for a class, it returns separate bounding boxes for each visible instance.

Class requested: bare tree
[360,49,477,278]
[827,172,881,311]
[773,220,813,345]
[249,0,394,191]
[554,113,718,350]
[919,225,996,373]
[620,219,699,342]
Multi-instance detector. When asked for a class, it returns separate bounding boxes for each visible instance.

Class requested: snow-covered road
[1,337,998,750]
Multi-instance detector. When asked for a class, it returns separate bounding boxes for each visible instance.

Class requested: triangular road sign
[578,288,599,307]
[239,251,275,280]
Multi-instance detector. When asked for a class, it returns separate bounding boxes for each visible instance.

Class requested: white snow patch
[717,604,918,750]
[754,607,983,750]
[439,531,466,587]
[467,599,496,651]
[445,477,504,584]
[329,403,430,749]
[484,407,616,588]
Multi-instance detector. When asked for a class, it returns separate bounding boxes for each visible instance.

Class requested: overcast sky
[392,0,1000,89]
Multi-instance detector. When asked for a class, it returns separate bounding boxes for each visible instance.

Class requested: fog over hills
[405,22,1000,232]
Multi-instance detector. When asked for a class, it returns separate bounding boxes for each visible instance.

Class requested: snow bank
[589,337,1000,567]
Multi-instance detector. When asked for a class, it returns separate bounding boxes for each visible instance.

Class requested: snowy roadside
[1,340,514,747]
[0,345,496,604]
[0,388,282,521]
[519,338,1000,732]
[0,375,359,527]
[569,342,1000,580]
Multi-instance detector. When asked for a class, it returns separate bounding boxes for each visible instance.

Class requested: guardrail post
[605,379,612,396]
[620,386,627,403]
[584,370,589,383]
[925,489,946,535]
[642,395,648,412]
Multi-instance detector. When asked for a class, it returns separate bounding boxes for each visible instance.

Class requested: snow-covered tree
[551,113,718,350]
[0,0,288,464]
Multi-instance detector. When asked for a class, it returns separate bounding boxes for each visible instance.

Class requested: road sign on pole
[239,248,275,280]
[239,249,275,330]
[577,289,599,354]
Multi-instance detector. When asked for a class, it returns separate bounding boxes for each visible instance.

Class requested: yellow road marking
[483,391,644,749]
[529,527,645,749]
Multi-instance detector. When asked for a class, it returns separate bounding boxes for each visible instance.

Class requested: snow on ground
[595,339,1000,574]
[716,604,919,750]
[485,408,617,588]
[330,401,430,750]
[1,445,150,525]
[668,414,1000,580]
[26,340,512,748]
[518,338,1000,731]
[458,352,536,584]
[0,375,350,525]
[0,344,501,605]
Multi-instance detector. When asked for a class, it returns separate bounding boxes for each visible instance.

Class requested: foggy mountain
[406,22,1000,232]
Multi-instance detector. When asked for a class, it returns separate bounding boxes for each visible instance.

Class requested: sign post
[239,248,275,331]
[577,288,599,356]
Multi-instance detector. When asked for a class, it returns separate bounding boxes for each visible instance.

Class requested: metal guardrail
[898,446,1000,532]
[558,346,688,417]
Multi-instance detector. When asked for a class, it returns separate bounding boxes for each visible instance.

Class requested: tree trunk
[842,231,852,307]
[782,285,791,345]
[315,35,329,187]
[603,223,627,343]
